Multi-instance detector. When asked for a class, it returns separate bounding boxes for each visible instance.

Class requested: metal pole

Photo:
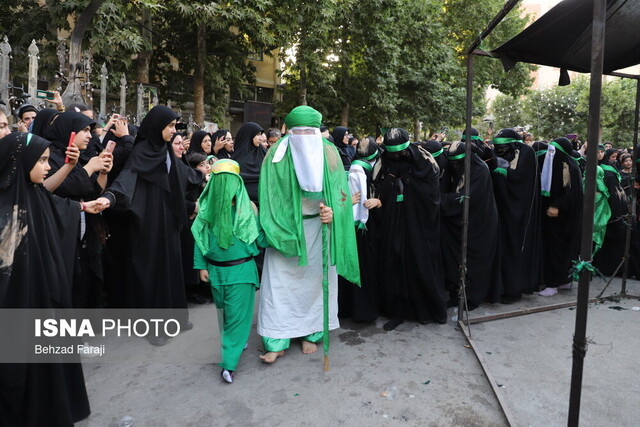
[100,63,107,121]
[466,0,523,54]
[568,0,606,424]
[621,78,640,294]
[0,36,12,106]
[458,54,473,331]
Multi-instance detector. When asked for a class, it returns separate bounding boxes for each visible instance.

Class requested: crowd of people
[1,96,639,424]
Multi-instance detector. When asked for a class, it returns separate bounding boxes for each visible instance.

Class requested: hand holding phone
[65,132,76,164]
[104,140,116,154]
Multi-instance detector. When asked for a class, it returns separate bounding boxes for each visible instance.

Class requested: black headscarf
[211,129,232,159]
[125,105,179,188]
[422,139,446,176]
[331,126,352,170]
[0,132,79,308]
[43,111,96,169]
[493,128,522,162]
[231,122,266,203]
[31,108,60,137]
[188,130,211,155]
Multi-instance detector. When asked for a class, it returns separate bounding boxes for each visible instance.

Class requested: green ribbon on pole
[571,260,604,282]
[322,222,330,371]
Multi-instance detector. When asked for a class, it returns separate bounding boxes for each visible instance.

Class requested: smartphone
[64,132,76,164]
[104,140,116,154]
[36,90,55,100]
[566,133,578,140]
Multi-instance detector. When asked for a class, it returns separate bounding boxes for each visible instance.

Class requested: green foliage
[490,76,637,146]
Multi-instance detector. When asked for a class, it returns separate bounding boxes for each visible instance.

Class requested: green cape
[192,170,259,254]
[259,138,360,285]
[590,166,611,255]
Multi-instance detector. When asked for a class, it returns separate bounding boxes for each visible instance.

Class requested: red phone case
[64,132,77,164]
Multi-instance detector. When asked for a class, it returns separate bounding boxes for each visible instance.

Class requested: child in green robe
[191,159,264,383]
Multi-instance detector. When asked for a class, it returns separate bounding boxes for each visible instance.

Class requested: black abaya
[231,122,266,203]
[440,143,502,308]
[102,106,203,320]
[0,132,90,426]
[373,142,448,324]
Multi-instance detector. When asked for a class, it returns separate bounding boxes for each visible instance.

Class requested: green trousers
[211,284,255,371]
[262,331,324,352]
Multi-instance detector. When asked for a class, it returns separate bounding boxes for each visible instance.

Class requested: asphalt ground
[77,277,640,426]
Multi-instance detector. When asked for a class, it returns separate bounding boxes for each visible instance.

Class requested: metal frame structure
[456,0,640,425]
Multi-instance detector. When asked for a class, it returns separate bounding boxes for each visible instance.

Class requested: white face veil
[272,126,324,192]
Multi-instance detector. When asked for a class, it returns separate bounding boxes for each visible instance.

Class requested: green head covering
[284,106,322,129]
[192,159,259,251]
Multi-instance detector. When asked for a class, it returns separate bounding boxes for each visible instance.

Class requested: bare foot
[301,341,317,354]
[259,350,284,363]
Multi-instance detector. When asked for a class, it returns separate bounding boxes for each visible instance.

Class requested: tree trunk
[136,6,152,84]
[298,66,307,106]
[193,23,206,125]
[339,25,350,127]
[62,0,106,106]
[340,102,349,127]
[413,117,421,141]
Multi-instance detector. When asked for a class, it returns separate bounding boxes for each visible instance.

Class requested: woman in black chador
[339,136,382,323]
[593,146,629,275]
[97,106,204,345]
[440,141,502,309]
[490,128,541,301]
[44,111,111,308]
[538,137,583,296]
[372,128,448,330]
[232,121,266,204]
[330,126,353,171]
[0,132,97,426]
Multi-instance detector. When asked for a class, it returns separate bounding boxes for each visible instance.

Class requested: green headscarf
[284,105,322,129]
[191,159,259,252]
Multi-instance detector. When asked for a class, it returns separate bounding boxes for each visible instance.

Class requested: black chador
[490,128,541,301]
[101,106,203,326]
[440,141,502,309]
[594,153,629,275]
[539,137,583,288]
[0,133,90,426]
[338,136,381,323]
[373,128,448,330]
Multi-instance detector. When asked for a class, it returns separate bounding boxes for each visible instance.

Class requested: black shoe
[148,335,168,346]
[383,318,404,331]
[181,321,193,331]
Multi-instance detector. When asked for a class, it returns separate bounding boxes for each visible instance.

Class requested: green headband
[463,135,483,141]
[493,137,519,145]
[535,149,547,156]
[361,150,379,161]
[352,159,372,172]
[385,141,411,152]
[447,152,466,160]
[431,148,444,157]
[550,141,570,156]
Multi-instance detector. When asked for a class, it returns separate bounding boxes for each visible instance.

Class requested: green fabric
[600,164,621,183]
[463,135,482,141]
[535,149,548,157]
[361,151,379,161]
[284,105,322,129]
[384,141,410,152]
[396,194,404,202]
[193,233,261,288]
[571,260,604,282]
[261,331,323,352]
[259,138,360,285]
[431,148,444,158]
[352,159,372,171]
[193,171,259,251]
[211,283,255,371]
[493,167,508,177]
[448,152,465,160]
[321,223,329,357]
[589,166,611,255]
[493,137,519,145]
